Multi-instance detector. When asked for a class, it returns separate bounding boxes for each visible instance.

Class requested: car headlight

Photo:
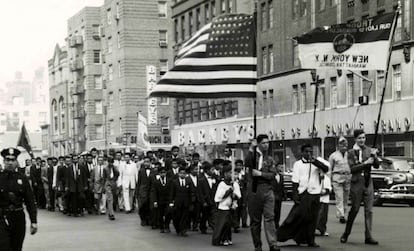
[384,176,393,185]
[391,173,407,184]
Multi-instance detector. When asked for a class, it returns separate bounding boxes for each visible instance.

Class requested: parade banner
[296,12,397,71]
[149,13,257,98]
[137,112,151,150]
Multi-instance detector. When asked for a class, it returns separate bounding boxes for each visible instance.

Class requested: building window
[189,11,193,35]
[262,46,268,75]
[229,0,233,13]
[118,61,121,78]
[346,74,354,106]
[107,8,112,25]
[262,90,268,116]
[318,82,326,110]
[268,0,274,28]
[96,125,104,140]
[159,30,167,48]
[94,75,102,89]
[59,98,65,132]
[300,0,308,16]
[108,64,113,81]
[211,0,216,18]
[393,64,402,100]
[174,19,178,43]
[108,92,113,109]
[107,37,113,53]
[347,0,354,17]
[377,70,389,101]
[362,0,369,12]
[319,0,326,11]
[268,44,274,73]
[268,89,274,114]
[293,42,300,67]
[361,71,371,101]
[95,100,103,114]
[329,0,337,7]
[300,83,306,112]
[158,1,167,18]
[330,77,337,108]
[93,50,101,64]
[160,97,169,105]
[109,120,114,135]
[292,85,299,113]
[161,117,170,128]
[261,2,266,31]
[205,3,210,23]
[221,0,226,13]
[181,15,185,41]
[292,0,300,19]
[160,60,168,75]
[196,8,201,30]
[117,32,121,48]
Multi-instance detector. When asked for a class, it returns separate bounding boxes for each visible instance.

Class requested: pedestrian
[316,173,332,236]
[277,143,329,247]
[57,156,68,213]
[272,163,285,229]
[150,166,172,233]
[137,156,153,226]
[235,159,249,229]
[0,147,38,251]
[329,136,351,224]
[245,134,280,251]
[169,165,191,237]
[212,165,241,246]
[30,157,44,208]
[91,156,107,215]
[103,157,119,220]
[198,161,217,234]
[47,157,59,211]
[340,129,380,245]
[65,155,87,217]
[113,151,124,212]
[188,164,202,232]
[40,159,50,210]
[149,162,161,229]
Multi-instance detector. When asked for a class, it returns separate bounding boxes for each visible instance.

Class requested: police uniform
[0,148,37,251]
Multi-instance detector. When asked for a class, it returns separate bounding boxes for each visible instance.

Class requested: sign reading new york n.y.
[296,12,396,71]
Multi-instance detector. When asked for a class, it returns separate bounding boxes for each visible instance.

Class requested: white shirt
[214,181,241,210]
[52,165,58,188]
[145,169,151,177]
[292,157,329,195]
[179,178,186,187]
[190,175,197,187]
[320,174,332,203]
[204,173,215,189]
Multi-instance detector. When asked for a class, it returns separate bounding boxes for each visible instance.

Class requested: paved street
[23,202,413,251]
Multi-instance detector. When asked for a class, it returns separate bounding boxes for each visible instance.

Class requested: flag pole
[373,9,400,148]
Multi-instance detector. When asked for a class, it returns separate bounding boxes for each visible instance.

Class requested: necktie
[73,165,77,180]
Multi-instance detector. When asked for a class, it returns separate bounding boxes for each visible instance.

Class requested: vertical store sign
[146,65,158,125]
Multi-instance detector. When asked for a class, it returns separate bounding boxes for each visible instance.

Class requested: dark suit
[56,165,67,211]
[170,177,191,235]
[198,174,217,232]
[272,172,285,228]
[150,176,172,230]
[344,146,379,240]
[65,164,86,214]
[47,165,57,210]
[188,174,203,231]
[137,168,152,225]
[30,164,44,207]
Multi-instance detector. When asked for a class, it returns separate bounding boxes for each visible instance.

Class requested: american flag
[150,13,257,98]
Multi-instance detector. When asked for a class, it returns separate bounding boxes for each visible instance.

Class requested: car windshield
[381,159,411,171]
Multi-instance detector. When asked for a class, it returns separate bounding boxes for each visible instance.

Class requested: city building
[66,7,103,153]
[48,44,73,156]
[255,0,413,170]
[100,0,174,153]
[169,0,256,161]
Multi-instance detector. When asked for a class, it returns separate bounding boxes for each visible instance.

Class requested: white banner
[137,113,151,150]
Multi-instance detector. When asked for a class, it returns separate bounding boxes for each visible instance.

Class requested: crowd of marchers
[1,129,381,250]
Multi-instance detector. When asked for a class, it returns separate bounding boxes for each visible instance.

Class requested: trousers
[332,175,351,218]
[0,211,26,251]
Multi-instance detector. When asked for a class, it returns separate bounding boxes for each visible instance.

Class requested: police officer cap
[1,147,21,158]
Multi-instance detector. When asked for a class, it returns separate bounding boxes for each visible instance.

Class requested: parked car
[372,156,414,207]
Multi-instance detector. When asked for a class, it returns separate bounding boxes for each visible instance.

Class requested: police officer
[0,148,38,251]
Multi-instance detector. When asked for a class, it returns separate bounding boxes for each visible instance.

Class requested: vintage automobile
[372,156,414,207]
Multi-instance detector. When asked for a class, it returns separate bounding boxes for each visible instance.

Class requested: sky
[0,0,103,85]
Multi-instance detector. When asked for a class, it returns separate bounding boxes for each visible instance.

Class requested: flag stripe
[162,71,257,80]
[178,33,210,57]
[179,44,207,58]
[170,64,256,72]
[158,78,256,85]
[148,91,256,98]
[181,23,212,49]
[175,57,257,66]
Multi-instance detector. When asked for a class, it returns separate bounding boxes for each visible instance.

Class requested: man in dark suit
[199,162,217,234]
[167,158,181,180]
[169,166,191,237]
[151,166,172,233]
[57,156,68,213]
[47,157,59,211]
[65,155,87,216]
[188,164,203,232]
[137,156,153,226]
[30,157,44,208]
[341,129,380,245]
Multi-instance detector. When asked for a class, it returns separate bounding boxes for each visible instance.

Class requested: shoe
[228,240,232,245]
[181,232,188,237]
[339,217,346,224]
[141,222,147,226]
[308,242,320,247]
[165,228,171,233]
[270,245,281,251]
[365,238,379,245]
[109,215,115,220]
[323,232,329,236]
[125,210,132,214]
[242,224,249,228]
[223,240,229,246]
[340,234,348,243]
